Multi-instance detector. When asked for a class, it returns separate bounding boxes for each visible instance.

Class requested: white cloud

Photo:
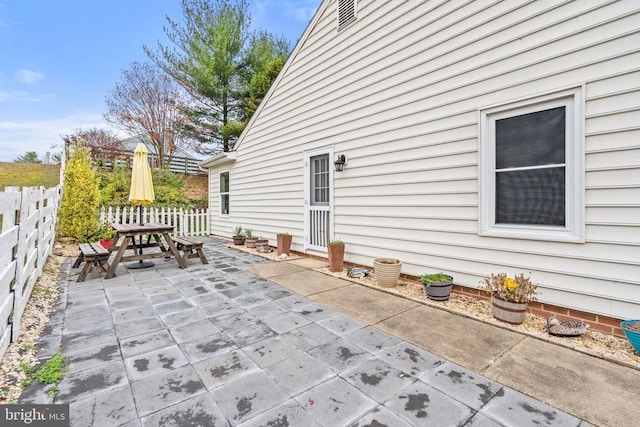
[0,113,127,162]
[0,89,44,102]
[15,69,44,84]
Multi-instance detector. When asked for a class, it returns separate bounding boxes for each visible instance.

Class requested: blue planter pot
[621,320,640,355]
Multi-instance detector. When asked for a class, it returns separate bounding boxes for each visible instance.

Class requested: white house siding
[210,0,640,319]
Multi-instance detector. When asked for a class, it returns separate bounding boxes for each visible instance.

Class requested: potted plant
[327,240,345,272]
[277,232,292,256]
[97,221,115,249]
[245,228,257,248]
[374,258,402,288]
[620,320,640,355]
[255,236,269,249]
[479,272,538,325]
[420,273,454,301]
[232,225,245,245]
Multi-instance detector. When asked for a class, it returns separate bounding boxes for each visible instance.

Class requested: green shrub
[57,146,100,242]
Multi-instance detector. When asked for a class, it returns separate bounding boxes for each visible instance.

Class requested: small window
[337,0,357,30]
[220,172,229,215]
[479,88,583,241]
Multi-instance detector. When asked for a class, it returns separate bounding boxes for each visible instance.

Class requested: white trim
[479,87,584,242]
[304,146,335,251]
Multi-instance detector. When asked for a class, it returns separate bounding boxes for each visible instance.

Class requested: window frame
[219,171,230,216]
[479,88,584,242]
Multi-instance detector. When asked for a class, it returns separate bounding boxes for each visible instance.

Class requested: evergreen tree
[57,145,101,242]
[14,151,42,163]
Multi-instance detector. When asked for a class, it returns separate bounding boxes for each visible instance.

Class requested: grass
[0,162,60,190]
[34,354,64,385]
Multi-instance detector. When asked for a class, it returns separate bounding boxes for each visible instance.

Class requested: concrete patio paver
[18,237,637,426]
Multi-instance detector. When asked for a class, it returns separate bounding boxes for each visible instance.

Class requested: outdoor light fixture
[334,154,347,172]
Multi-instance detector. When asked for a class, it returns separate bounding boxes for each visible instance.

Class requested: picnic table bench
[172,236,208,265]
[72,242,110,282]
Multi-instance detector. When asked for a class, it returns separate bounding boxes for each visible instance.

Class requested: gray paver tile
[153,298,193,315]
[69,384,137,427]
[275,294,314,309]
[232,292,271,309]
[160,306,207,326]
[56,360,129,404]
[249,301,288,320]
[212,310,259,331]
[308,337,370,374]
[384,381,473,426]
[341,356,416,403]
[180,332,236,363]
[421,361,502,410]
[264,351,335,396]
[465,412,505,427]
[109,298,151,310]
[211,370,289,426]
[114,317,165,339]
[65,343,121,373]
[292,301,336,321]
[124,344,189,382]
[193,349,259,390]
[238,399,321,427]
[294,377,377,427]
[243,335,305,368]
[140,392,229,427]
[112,305,159,324]
[282,322,339,351]
[62,328,118,354]
[350,405,414,427]
[130,364,206,417]
[378,342,445,378]
[261,311,311,334]
[224,321,277,347]
[317,313,367,336]
[480,386,582,427]
[344,326,402,354]
[63,311,113,334]
[168,318,220,344]
[120,329,175,358]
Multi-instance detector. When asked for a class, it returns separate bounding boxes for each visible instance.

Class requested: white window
[479,88,584,242]
[337,0,357,30]
[220,171,229,215]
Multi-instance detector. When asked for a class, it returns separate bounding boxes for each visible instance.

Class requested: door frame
[303,146,335,252]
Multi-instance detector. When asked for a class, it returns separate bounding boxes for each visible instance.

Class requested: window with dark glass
[220,172,229,215]
[494,107,566,226]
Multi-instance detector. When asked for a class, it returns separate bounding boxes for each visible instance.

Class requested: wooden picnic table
[105,222,186,279]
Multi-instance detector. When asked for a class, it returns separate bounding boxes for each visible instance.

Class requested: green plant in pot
[245,228,257,248]
[420,273,454,301]
[232,225,245,245]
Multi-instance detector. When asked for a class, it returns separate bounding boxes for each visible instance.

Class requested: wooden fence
[100,206,209,237]
[0,186,61,360]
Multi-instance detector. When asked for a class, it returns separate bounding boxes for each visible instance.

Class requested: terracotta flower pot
[277,234,292,256]
[374,258,402,288]
[327,243,345,272]
[246,238,257,248]
[233,236,245,245]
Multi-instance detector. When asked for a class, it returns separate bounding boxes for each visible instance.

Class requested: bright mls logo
[0,405,69,426]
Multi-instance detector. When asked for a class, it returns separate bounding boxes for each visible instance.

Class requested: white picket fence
[100,206,210,237]
[0,186,61,360]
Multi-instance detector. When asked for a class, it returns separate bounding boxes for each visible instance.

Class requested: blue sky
[0,0,321,162]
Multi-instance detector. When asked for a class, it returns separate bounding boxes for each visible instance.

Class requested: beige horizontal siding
[221,0,640,319]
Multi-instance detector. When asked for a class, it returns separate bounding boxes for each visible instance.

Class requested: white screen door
[305,150,333,250]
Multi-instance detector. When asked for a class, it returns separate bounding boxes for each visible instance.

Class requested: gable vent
[337,0,357,30]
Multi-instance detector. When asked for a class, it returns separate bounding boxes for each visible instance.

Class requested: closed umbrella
[128,142,155,268]
[129,143,155,209]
